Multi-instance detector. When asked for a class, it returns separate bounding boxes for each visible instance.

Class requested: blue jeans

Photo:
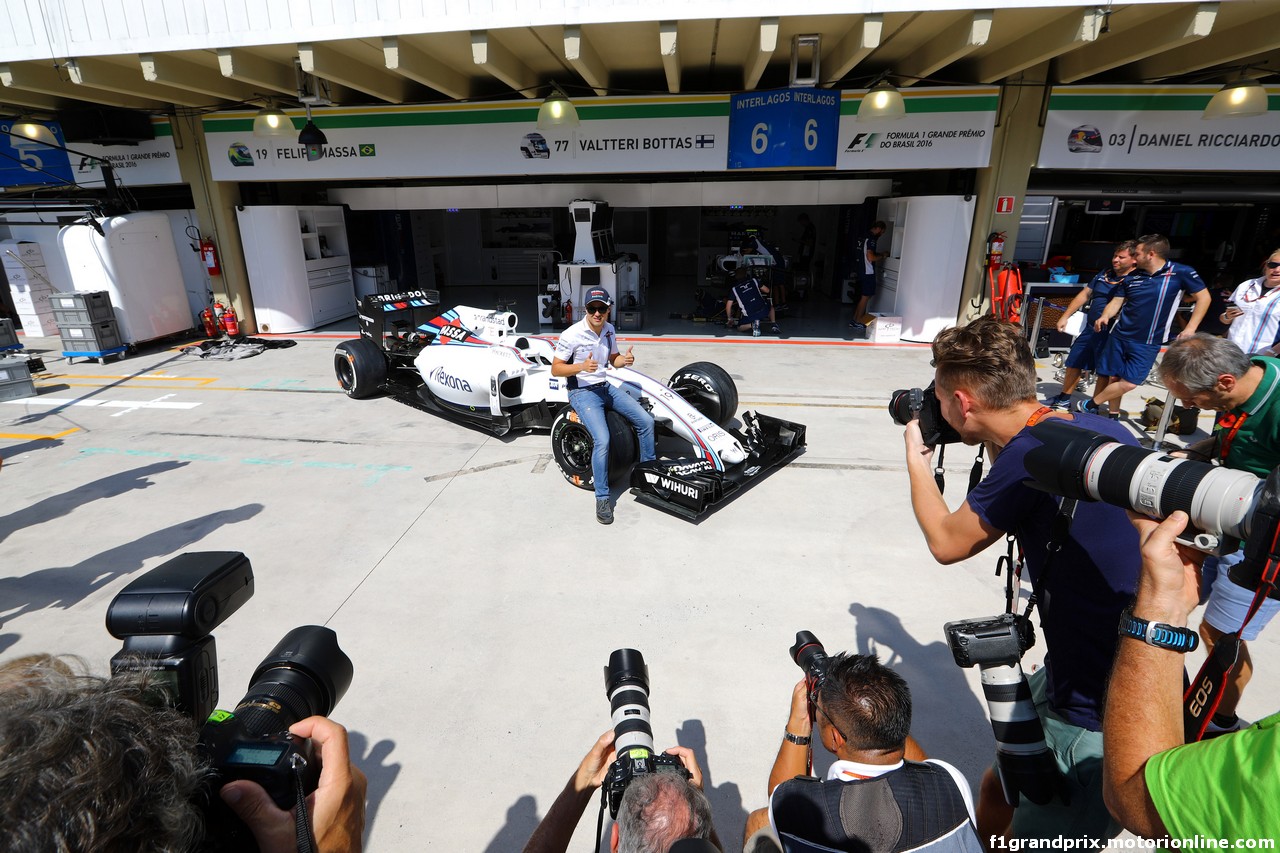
[568,383,655,499]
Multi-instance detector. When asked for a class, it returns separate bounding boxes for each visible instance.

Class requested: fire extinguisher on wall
[200,237,222,277]
[986,231,1006,268]
[563,297,573,326]
[200,305,219,337]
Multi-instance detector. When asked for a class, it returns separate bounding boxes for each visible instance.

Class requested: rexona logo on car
[429,366,472,392]
[438,325,470,342]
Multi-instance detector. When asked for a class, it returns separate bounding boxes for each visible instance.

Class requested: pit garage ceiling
[1,1,1277,117]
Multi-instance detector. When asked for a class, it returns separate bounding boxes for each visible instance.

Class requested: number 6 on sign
[804,119,818,151]
[751,123,769,154]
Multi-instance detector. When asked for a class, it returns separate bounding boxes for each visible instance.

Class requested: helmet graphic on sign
[1066,126,1103,154]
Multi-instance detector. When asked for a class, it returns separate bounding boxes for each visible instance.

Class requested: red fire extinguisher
[563,297,573,325]
[200,305,219,337]
[987,231,1006,267]
[200,237,222,276]
[221,303,241,337]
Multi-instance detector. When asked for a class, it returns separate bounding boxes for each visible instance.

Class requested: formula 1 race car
[334,290,805,518]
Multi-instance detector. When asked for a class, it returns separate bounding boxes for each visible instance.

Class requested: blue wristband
[1118,609,1199,653]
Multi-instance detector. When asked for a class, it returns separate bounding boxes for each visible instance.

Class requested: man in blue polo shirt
[1077,234,1210,416]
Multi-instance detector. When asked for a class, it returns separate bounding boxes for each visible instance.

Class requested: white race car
[334,290,805,518]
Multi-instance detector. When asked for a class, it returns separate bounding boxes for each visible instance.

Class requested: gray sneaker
[595,498,614,525]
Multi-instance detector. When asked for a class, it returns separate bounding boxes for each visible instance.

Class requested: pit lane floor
[2,330,1273,850]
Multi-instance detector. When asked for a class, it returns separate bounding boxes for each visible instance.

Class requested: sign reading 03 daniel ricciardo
[727,88,840,169]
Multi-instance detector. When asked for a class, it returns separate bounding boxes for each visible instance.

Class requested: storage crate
[0,356,36,400]
[0,317,17,349]
[51,291,114,327]
[617,309,644,331]
[60,320,123,351]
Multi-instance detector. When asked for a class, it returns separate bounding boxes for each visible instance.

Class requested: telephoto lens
[1025,419,1264,550]
[230,626,354,737]
[605,648,656,755]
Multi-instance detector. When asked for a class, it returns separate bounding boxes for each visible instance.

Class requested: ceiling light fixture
[1202,78,1269,120]
[10,119,58,146]
[857,77,906,121]
[298,104,327,161]
[536,83,580,130]
[253,100,293,138]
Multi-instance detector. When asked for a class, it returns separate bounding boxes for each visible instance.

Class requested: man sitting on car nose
[552,287,656,525]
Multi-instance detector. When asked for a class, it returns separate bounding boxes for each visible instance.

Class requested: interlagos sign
[1038,85,1280,171]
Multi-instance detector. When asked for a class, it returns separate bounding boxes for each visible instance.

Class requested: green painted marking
[242,458,293,466]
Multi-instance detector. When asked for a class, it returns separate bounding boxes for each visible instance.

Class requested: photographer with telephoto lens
[1158,334,1280,735]
[900,315,1141,845]
[523,649,719,853]
[0,553,367,853]
[742,633,981,853]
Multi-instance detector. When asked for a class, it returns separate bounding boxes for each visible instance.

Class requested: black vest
[771,762,984,853]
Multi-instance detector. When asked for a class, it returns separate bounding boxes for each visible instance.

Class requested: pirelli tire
[668,362,739,427]
[550,407,639,491]
[334,339,388,399]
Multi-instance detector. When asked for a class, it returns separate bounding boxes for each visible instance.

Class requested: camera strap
[289,754,318,853]
[1020,497,1078,620]
[1184,554,1280,742]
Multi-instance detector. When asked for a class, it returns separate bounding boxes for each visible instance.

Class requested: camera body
[603,649,690,819]
[889,382,963,446]
[944,613,1035,668]
[106,553,353,849]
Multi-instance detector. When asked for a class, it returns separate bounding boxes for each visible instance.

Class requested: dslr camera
[602,649,689,818]
[107,552,353,850]
[889,382,963,447]
[944,613,1064,806]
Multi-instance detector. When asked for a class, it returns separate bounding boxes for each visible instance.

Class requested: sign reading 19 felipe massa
[203,90,1000,181]
[203,97,728,181]
[837,87,999,170]
[1039,85,1280,171]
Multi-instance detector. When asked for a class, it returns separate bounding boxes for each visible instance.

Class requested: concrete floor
[2,321,1275,851]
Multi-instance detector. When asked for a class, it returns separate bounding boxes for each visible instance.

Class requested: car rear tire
[669,362,738,427]
[334,339,387,399]
[550,407,639,491]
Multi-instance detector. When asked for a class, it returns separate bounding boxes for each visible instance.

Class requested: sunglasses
[586,305,609,314]
[1267,261,1280,270]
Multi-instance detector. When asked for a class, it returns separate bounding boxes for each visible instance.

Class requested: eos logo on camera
[430,366,472,392]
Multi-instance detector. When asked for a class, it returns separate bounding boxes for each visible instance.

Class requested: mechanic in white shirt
[742,652,981,853]
[552,287,655,525]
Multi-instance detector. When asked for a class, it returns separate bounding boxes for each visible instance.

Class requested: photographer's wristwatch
[1118,608,1199,653]
[783,730,811,746]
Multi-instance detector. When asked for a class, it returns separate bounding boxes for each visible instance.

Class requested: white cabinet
[236,205,355,333]
[873,196,976,343]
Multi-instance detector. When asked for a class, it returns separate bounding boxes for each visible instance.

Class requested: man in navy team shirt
[903,315,1139,845]
[1077,234,1210,416]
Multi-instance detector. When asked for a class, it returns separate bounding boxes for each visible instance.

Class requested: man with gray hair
[523,730,719,853]
[1160,333,1280,732]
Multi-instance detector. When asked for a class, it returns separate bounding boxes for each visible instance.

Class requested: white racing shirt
[1228,276,1280,354]
[554,317,619,388]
